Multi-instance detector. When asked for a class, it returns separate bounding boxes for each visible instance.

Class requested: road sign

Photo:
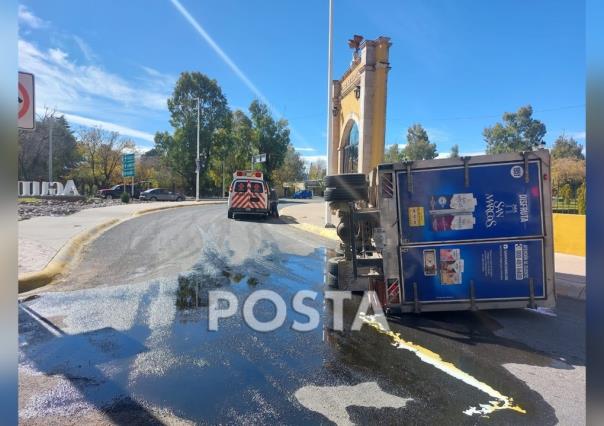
[122,153,135,177]
[18,71,35,130]
[252,153,267,164]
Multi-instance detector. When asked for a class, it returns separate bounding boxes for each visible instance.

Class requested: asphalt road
[18,204,585,425]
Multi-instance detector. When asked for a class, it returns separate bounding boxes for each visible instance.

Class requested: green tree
[384,144,403,163]
[18,113,80,181]
[74,127,134,188]
[271,145,305,187]
[577,181,586,214]
[483,105,546,154]
[308,159,326,181]
[402,124,437,160]
[551,158,585,196]
[551,135,584,160]
[559,183,573,203]
[450,144,459,158]
[163,72,230,194]
[229,110,256,170]
[249,100,290,182]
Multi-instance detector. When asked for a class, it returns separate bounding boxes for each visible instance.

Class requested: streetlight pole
[195,97,200,201]
[324,0,334,228]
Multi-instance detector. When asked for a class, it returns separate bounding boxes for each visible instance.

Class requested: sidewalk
[280,199,586,300]
[18,200,224,291]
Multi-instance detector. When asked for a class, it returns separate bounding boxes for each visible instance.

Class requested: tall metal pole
[324,0,334,227]
[196,98,200,201]
[48,117,53,184]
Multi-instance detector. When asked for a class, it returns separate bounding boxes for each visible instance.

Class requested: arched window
[342,121,359,173]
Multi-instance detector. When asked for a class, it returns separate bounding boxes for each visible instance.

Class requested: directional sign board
[122,153,135,177]
[252,153,267,164]
[18,72,35,130]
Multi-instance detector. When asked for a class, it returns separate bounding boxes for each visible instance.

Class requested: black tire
[324,186,368,202]
[324,173,367,188]
[327,256,344,275]
[227,209,233,219]
[150,196,157,202]
[326,272,338,287]
[106,194,113,200]
[177,196,184,202]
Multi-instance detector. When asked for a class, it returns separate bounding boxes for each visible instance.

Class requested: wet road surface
[19,205,585,424]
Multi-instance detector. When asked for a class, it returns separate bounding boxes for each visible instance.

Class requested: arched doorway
[342,120,359,173]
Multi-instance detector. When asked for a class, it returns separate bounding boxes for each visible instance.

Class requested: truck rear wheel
[324,186,368,202]
[324,173,367,188]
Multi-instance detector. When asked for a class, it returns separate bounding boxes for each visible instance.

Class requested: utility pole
[196,97,200,201]
[324,0,334,228]
[48,117,53,184]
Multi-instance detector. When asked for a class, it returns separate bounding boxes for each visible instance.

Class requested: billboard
[397,161,544,244]
[400,239,546,303]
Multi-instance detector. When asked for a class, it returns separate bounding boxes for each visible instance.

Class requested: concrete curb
[278,205,339,241]
[555,277,586,301]
[18,201,225,293]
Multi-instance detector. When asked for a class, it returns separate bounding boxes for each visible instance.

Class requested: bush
[559,183,573,203]
[577,181,586,214]
[121,192,130,203]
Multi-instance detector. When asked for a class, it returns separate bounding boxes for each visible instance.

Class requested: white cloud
[18,5,47,29]
[62,113,155,142]
[294,147,315,152]
[301,155,327,164]
[19,39,172,114]
[569,131,585,141]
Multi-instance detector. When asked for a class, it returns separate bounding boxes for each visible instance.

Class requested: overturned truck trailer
[324,149,555,314]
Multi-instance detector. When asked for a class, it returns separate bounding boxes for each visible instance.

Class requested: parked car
[292,189,312,199]
[140,188,185,201]
[98,184,143,199]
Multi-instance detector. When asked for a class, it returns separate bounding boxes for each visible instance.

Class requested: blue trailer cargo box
[372,150,555,312]
[400,239,546,303]
[397,160,544,244]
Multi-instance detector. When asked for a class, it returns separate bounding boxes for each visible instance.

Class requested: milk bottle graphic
[430,193,477,232]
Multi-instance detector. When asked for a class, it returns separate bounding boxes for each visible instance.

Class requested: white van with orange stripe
[227,170,270,219]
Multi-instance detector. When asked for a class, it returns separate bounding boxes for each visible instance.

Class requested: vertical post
[48,117,53,184]
[222,159,225,198]
[196,98,200,201]
[324,0,334,228]
[132,176,134,197]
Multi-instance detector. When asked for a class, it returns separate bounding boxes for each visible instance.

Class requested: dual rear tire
[324,173,368,202]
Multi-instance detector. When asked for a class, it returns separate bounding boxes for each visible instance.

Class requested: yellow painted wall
[339,91,360,136]
[553,213,585,256]
[370,42,389,169]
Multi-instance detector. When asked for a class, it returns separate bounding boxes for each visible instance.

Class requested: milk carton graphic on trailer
[324,149,555,313]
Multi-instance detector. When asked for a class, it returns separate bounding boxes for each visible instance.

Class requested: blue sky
[18,0,585,161]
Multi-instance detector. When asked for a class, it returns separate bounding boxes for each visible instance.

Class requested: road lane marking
[359,313,526,417]
[295,381,411,425]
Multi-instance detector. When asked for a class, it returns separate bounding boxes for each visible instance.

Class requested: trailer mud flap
[400,239,546,303]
